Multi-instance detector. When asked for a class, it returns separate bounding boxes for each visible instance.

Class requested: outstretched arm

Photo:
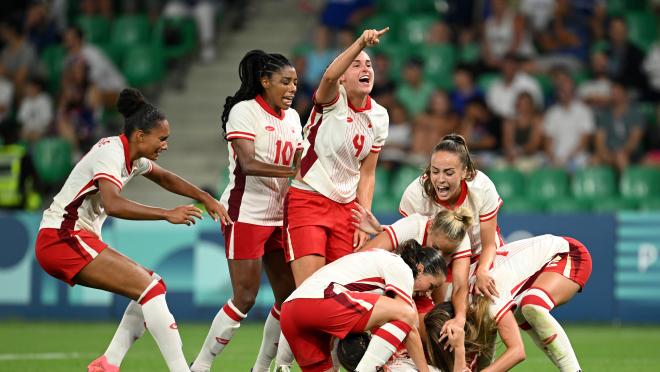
[483,312,525,372]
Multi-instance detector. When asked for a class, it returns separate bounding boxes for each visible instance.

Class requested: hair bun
[117,88,147,118]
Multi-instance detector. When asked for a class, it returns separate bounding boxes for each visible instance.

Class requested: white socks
[355,321,411,372]
[104,300,146,366]
[519,288,581,372]
[274,332,294,369]
[252,304,282,372]
[191,299,246,371]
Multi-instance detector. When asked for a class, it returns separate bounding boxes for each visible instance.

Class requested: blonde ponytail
[430,206,473,243]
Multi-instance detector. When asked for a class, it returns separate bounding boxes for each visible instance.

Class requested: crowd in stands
[291,0,660,177]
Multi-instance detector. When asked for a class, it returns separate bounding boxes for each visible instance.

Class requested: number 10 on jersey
[274,140,294,166]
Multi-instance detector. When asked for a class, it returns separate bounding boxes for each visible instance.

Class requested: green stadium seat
[485,167,525,201]
[111,15,151,49]
[373,166,392,199]
[527,168,570,202]
[572,166,617,202]
[391,165,423,199]
[625,11,657,51]
[121,46,165,87]
[372,194,399,214]
[76,16,111,44]
[376,0,412,15]
[400,16,438,45]
[545,198,591,213]
[500,197,543,213]
[620,166,660,202]
[371,43,411,83]
[607,0,648,15]
[152,17,198,60]
[33,137,73,185]
[359,14,399,45]
[416,44,456,90]
[411,0,439,13]
[533,74,553,101]
[40,45,67,94]
[477,73,500,92]
[591,197,638,213]
[641,198,660,211]
[96,42,123,67]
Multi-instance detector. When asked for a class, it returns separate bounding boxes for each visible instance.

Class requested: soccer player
[397,134,504,336]
[189,50,303,372]
[280,240,447,372]
[425,234,592,372]
[35,88,231,372]
[284,27,390,284]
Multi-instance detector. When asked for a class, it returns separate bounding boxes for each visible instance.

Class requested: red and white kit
[280,249,414,371]
[399,170,504,255]
[284,85,388,261]
[220,95,302,259]
[36,135,153,285]
[479,234,592,323]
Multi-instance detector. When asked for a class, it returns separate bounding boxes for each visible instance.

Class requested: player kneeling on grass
[35,88,231,372]
[279,240,446,372]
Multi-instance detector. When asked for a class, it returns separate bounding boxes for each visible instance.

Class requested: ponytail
[398,240,447,279]
[430,206,473,245]
[421,134,477,201]
[220,50,293,139]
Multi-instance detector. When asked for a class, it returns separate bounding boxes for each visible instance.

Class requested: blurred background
[1,0,660,347]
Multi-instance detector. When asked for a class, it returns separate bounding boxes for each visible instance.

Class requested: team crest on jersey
[347,117,353,123]
[265,125,275,131]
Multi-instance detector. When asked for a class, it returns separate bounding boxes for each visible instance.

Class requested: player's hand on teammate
[350,202,383,236]
[359,27,389,48]
[440,316,466,340]
[166,205,203,226]
[438,322,465,353]
[201,195,233,225]
[475,270,499,300]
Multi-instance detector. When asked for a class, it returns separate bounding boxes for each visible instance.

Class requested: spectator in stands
[370,52,396,107]
[290,53,314,124]
[62,26,125,109]
[501,92,544,171]
[642,41,660,101]
[426,20,452,45]
[456,27,481,67]
[486,53,543,119]
[18,76,53,144]
[519,0,555,33]
[336,26,356,50]
[0,65,14,136]
[0,15,38,96]
[410,90,459,165]
[379,102,411,169]
[303,25,337,88]
[482,0,534,69]
[319,0,375,31]
[543,68,595,170]
[460,97,501,158]
[163,0,220,62]
[594,80,645,172]
[449,64,483,116]
[25,1,61,54]
[578,50,612,108]
[535,0,590,71]
[605,17,646,94]
[395,58,435,117]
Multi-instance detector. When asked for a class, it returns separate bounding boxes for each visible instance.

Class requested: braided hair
[220,50,293,139]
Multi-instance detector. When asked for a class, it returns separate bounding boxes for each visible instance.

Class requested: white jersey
[40,135,153,237]
[286,249,414,308]
[293,85,389,203]
[384,213,472,263]
[476,235,570,323]
[220,96,303,226]
[399,171,503,258]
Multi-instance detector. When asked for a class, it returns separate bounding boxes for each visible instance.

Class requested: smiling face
[262,65,298,111]
[136,120,169,161]
[429,151,467,204]
[340,51,374,97]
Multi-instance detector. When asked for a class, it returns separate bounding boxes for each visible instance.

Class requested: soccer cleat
[87,355,120,372]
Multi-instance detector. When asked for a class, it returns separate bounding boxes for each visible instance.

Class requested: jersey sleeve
[382,256,415,307]
[312,84,345,113]
[291,110,304,150]
[135,157,153,176]
[370,110,389,153]
[450,235,472,262]
[383,214,427,249]
[477,173,503,222]
[399,178,424,217]
[225,102,257,141]
[91,148,124,190]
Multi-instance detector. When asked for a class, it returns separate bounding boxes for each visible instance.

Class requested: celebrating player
[190,50,302,372]
[35,88,230,372]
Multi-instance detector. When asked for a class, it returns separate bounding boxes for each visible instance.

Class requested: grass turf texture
[0,321,658,371]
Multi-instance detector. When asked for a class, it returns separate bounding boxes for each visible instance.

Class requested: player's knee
[138,280,166,305]
[397,305,418,328]
[233,288,258,312]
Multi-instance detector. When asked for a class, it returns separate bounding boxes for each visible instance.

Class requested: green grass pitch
[0,321,658,371]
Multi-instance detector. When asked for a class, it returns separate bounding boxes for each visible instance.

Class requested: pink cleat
[87,355,120,372]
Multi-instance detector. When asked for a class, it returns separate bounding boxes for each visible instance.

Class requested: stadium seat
[96,42,124,67]
[477,73,500,92]
[372,194,399,214]
[545,198,590,213]
[373,166,392,199]
[458,43,480,64]
[620,166,660,202]
[40,45,67,94]
[572,166,617,202]
[533,74,553,102]
[485,167,525,201]
[376,0,412,15]
[111,15,151,49]
[625,11,657,51]
[591,197,638,213]
[607,0,648,15]
[400,16,438,46]
[416,45,456,89]
[527,168,570,202]
[33,137,73,185]
[153,17,198,61]
[371,43,411,83]
[391,165,423,199]
[359,14,399,45]
[641,198,660,211]
[121,47,165,87]
[500,197,543,213]
[76,15,111,44]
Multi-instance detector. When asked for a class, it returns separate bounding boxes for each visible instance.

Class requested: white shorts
[385,356,441,372]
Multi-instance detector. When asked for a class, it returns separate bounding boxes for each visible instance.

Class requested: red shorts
[280,292,380,372]
[283,187,356,263]
[221,222,283,259]
[540,237,592,289]
[35,228,108,286]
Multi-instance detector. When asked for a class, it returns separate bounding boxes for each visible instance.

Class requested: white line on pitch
[0,352,88,361]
